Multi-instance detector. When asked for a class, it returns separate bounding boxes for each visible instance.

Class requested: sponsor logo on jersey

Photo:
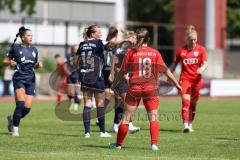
[21,57,25,62]
[183,58,198,65]
[32,51,36,58]
[181,52,186,56]
[193,51,199,57]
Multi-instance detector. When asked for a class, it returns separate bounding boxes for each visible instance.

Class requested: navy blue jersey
[7,44,38,83]
[103,42,114,71]
[65,53,79,84]
[77,39,104,84]
[115,41,133,68]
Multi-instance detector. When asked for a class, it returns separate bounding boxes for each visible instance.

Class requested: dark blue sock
[21,108,31,118]
[114,98,123,124]
[13,101,25,126]
[83,106,91,133]
[97,107,105,133]
[74,94,80,104]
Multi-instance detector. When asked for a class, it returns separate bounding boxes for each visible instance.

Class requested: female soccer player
[77,24,111,138]
[3,26,42,136]
[54,53,67,105]
[64,45,81,111]
[110,28,181,151]
[109,30,140,133]
[102,26,118,113]
[171,25,208,133]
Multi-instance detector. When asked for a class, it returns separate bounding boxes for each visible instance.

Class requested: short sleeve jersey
[175,44,207,82]
[120,45,168,87]
[77,39,104,83]
[7,44,38,83]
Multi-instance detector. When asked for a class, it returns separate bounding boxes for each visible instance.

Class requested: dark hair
[11,26,30,48]
[54,53,61,59]
[83,24,99,40]
[134,28,150,48]
[106,26,118,41]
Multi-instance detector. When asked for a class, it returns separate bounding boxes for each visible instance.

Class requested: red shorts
[179,79,202,100]
[59,77,67,90]
[125,85,159,111]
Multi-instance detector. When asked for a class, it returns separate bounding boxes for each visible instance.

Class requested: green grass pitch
[0,97,239,160]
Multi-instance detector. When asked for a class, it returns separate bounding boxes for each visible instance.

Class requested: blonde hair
[121,30,136,39]
[185,25,197,38]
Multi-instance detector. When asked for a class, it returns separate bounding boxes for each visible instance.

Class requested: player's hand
[197,67,203,75]
[10,59,17,67]
[108,74,114,83]
[35,61,43,68]
[176,83,182,91]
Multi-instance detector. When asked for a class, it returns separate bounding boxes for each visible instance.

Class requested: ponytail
[134,28,149,49]
[11,26,30,48]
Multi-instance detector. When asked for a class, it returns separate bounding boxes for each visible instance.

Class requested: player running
[171,25,208,133]
[3,26,42,136]
[110,28,181,151]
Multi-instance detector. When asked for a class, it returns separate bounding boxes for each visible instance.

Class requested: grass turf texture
[0,97,239,160]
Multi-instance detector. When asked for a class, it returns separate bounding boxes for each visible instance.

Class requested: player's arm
[3,56,16,67]
[34,61,43,69]
[63,62,71,77]
[164,69,182,91]
[197,61,208,75]
[171,50,181,73]
[197,48,208,75]
[109,54,118,83]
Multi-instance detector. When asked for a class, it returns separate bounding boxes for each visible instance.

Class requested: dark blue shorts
[67,73,79,84]
[117,80,128,94]
[103,70,112,89]
[81,77,105,93]
[13,80,36,96]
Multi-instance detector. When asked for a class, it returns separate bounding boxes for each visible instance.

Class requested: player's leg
[180,81,192,132]
[189,80,202,132]
[82,90,93,138]
[144,95,159,151]
[120,83,140,133]
[11,87,26,136]
[95,91,111,137]
[115,92,139,148]
[109,97,123,133]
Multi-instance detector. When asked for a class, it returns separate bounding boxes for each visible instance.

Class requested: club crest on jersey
[193,51,199,57]
[181,52,186,56]
[32,51,36,58]
[20,51,23,55]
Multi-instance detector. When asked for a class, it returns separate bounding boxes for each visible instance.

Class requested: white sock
[184,123,189,128]
[189,123,193,128]
[13,126,19,132]
[74,103,78,110]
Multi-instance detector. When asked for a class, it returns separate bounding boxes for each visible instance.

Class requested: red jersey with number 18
[120,45,167,88]
[175,44,207,83]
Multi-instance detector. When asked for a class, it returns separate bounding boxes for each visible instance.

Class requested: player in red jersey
[110,28,181,151]
[171,25,208,133]
[54,54,68,104]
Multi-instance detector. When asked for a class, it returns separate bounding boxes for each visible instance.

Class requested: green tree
[128,0,174,65]
[227,0,240,38]
[0,0,36,15]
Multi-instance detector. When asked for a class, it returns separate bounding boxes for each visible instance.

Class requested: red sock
[57,93,62,104]
[182,99,190,123]
[150,121,159,145]
[189,103,197,122]
[116,123,129,147]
